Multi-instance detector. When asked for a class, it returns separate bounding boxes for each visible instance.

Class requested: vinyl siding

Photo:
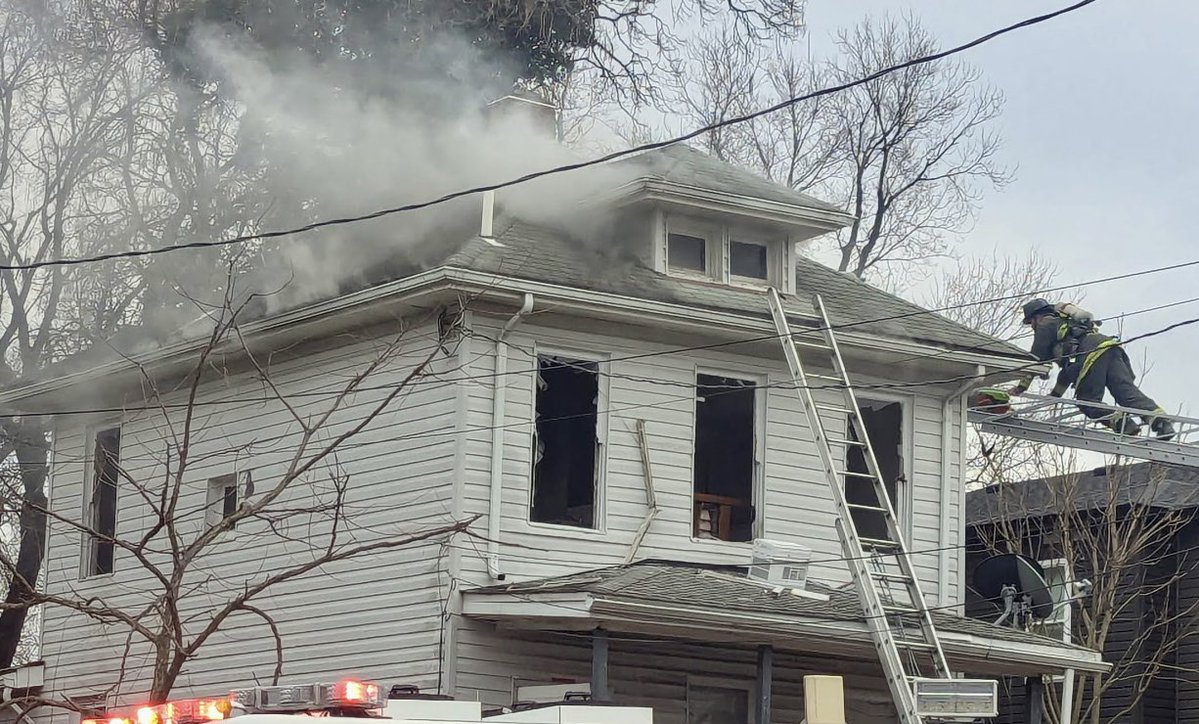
[39,320,460,712]
[457,315,960,603]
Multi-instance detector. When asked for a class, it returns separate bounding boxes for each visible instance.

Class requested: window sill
[729,276,770,289]
[521,520,609,540]
[78,571,116,583]
[688,536,755,551]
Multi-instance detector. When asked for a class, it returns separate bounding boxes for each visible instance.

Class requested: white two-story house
[3,97,1103,724]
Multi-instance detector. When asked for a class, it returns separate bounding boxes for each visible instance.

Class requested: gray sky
[805,0,1199,423]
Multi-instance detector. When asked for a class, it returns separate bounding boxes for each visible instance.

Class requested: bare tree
[670,14,1009,285]
[972,454,1199,723]
[929,250,1067,486]
[1,279,477,704]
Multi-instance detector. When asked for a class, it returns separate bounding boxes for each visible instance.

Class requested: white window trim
[1039,557,1073,684]
[727,237,772,287]
[689,365,768,544]
[848,392,915,539]
[665,216,720,280]
[524,343,611,537]
[80,422,121,581]
[685,674,757,724]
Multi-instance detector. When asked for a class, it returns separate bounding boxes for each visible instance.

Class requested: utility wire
[9,256,1199,421]
[0,0,1101,274]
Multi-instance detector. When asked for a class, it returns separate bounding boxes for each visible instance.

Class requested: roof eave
[606,178,854,236]
[1,267,1029,411]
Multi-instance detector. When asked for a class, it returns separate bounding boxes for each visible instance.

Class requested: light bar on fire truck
[230,678,384,714]
[82,698,232,724]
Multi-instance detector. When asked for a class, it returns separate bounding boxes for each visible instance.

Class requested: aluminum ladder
[767,289,952,724]
[969,393,1199,468]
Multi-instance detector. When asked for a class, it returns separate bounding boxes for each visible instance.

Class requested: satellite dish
[972,553,1055,627]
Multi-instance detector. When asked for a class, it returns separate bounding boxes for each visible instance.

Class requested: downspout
[940,365,984,606]
[486,293,534,580]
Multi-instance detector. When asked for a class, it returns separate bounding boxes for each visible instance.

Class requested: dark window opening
[668,233,707,272]
[223,483,238,518]
[693,374,756,542]
[531,355,599,528]
[846,399,904,540]
[730,241,768,279]
[687,684,749,724]
[87,427,121,576]
[208,473,239,527]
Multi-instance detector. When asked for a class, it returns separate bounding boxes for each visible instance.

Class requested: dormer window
[656,212,791,291]
[668,233,708,273]
[729,240,768,280]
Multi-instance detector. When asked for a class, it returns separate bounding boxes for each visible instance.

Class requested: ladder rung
[838,470,877,479]
[827,437,867,447]
[893,640,937,651]
[807,373,845,383]
[846,502,888,513]
[872,572,914,584]
[816,404,858,416]
[859,536,900,549]
[881,604,921,616]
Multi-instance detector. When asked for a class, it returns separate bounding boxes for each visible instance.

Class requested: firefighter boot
[1151,415,1177,442]
[1104,413,1141,436]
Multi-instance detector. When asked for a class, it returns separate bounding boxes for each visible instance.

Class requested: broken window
[531,355,600,528]
[845,399,905,540]
[693,374,757,542]
[85,427,121,577]
[687,682,750,724]
[206,473,239,527]
[668,233,707,272]
[729,241,768,280]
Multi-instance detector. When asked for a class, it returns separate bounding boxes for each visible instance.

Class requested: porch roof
[461,560,1108,676]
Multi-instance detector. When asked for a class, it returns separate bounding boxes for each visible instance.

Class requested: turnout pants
[1073,345,1161,422]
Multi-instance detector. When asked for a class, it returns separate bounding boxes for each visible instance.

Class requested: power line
[0,0,1101,274]
[11,255,1199,421]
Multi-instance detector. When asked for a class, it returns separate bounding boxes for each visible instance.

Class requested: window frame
[844,392,914,538]
[685,674,757,724]
[80,423,122,580]
[524,343,611,537]
[206,472,242,528]
[689,365,767,545]
[727,238,771,286]
[665,217,720,280]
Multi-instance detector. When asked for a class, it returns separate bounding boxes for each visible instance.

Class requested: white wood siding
[458,316,960,601]
[40,321,460,710]
[452,621,898,723]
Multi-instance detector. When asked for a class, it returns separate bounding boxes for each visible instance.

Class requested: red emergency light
[83,698,232,724]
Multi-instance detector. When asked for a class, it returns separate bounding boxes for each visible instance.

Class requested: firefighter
[1011,298,1176,441]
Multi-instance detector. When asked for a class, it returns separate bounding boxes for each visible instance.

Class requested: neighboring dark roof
[470,559,1094,654]
[966,463,1199,524]
[444,218,1026,359]
[622,144,848,213]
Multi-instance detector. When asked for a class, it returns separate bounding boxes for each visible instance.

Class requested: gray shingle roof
[967,463,1199,524]
[444,218,1027,359]
[620,144,848,213]
[470,559,1094,654]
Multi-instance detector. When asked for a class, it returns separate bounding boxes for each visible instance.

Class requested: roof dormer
[652,211,797,294]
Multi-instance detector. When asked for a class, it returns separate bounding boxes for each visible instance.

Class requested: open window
[693,374,758,542]
[530,354,601,529]
[206,473,241,528]
[84,427,121,577]
[845,398,906,540]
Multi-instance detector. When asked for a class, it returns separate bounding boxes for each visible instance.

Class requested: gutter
[940,365,985,607]
[0,267,1031,411]
[486,293,534,579]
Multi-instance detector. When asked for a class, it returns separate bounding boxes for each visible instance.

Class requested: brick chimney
[484,91,559,140]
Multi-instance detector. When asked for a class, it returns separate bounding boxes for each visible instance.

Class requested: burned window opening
[846,399,905,540]
[693,374,756,542]
[87,427,121,576]
[207,473,240,528]
[531,355,599,529]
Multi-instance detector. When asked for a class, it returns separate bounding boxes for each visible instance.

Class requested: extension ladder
[767,290,953,724]
[968,393,1199,468]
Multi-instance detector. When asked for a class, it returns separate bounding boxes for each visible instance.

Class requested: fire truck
[80,678,652,724]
